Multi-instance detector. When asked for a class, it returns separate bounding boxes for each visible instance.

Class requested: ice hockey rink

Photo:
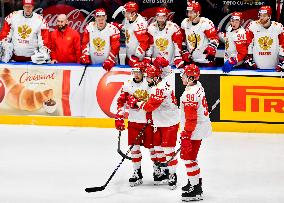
[1,124,284,203]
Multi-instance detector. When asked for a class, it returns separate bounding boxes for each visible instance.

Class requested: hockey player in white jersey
[179,64,212,202]
[115,63,159,187]
[245,6,284,71]
[181,1,219,67]
[220,12,249,73]
[0,0,50,64]
[127,64,180,190]
[121,1,149,67]
[144,7,184,69]
[81,8,120,71]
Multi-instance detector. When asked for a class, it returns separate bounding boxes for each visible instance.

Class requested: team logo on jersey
[133,89,149,102]
[155,38,169,52]
[187,34,201,48]
[225,39,229,50]
[125,30,130,44]
[258,36,273,51]
[18,24,32,39]
[93,38,106,52]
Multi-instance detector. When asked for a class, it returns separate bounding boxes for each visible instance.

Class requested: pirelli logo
[220,76,284,123]
[233,86,284,113]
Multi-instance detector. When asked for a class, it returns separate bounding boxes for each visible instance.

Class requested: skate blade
[130,179,143,187]
[154,179,168,185]
[169,185,177,190]
[182,195,203,202]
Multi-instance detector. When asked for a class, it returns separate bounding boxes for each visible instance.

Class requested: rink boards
[0,62,283,133]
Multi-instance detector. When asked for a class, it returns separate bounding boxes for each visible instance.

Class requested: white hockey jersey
[81,22,120,64]
[0,10,50,57]
[181,17,219,64]
[219,26,248,63]
[146,21,183,65]
[117,78,149,123]
[122,14,148,60]
[246,21,284,69]
[180,81,211,140]
[140,80,180,127]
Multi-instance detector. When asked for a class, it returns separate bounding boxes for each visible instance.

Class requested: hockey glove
[203,44,217,62]
[174,56,185,69]
[142,56,152,65]
[128,55,139,67]
[276,58,284,72]
[244,55,257,70]
[153,56,169,68]
[103,58,115,71]
[81,54,91,65]
[115,114,125,131]
[180,131,193,160]
[127,95,139,109]
[222,57,237,73]
[182,51,192,63]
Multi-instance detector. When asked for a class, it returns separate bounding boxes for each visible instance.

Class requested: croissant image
[0,68,53,111]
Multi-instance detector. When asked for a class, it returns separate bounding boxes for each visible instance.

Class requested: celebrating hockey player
[144,7,184,69]
[121,1,149,67]
[245,6,284,71]
[220,12,248,73]
[0,0,50,64]
[115,63,157,187]
[127,64,180,190]
[181,1,219,67]
[179,64,212,201]
[81,8,120,71]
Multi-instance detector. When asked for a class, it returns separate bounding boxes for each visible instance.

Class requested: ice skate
[153,163,169,185]
[168,173,177,190]
[129,168,143,187]
[182,179,203,201]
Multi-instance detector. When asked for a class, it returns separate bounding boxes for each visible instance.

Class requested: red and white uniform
[181,17,219,64]
[139,79,179,174]
[180,81,212,186]
[180,81,212,140]
[123,14,149,60]
[81,22,120,64]
[0,10,50,58]
[246,20,284,69]
[146,21,183,65]
[219,26,248,63]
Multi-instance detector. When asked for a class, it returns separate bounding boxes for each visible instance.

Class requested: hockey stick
[78,65,88,86]
[85,123,148,193]
[117,131,132,160]
[158,98,220,167]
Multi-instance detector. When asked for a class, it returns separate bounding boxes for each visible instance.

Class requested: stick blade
[85,186,105,193]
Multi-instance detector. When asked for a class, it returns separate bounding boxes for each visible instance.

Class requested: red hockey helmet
[183,64,200,80]
[259,6,272,16]
[23,0,34,6]
[156,7,168,17]
[231,12,243,21]
[187,2,201,13]
[124,1,139,13]
[132,62,147,73]
[94,8,106,17]
[145,64,162,78]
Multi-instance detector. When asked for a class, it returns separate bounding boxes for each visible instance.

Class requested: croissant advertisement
[220,76,284,123]
[0,65,64,116]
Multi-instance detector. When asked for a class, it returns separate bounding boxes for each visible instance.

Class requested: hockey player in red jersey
[179,64,212,201]
[127,64,180,190]
[121,1,149,67]
[115,63,159,187]
[0,0,50,63]
[220,12,248,73]
[144,7,184,69]
[181,1,219,67]
[81,8,120,71]
[245,6,284,71]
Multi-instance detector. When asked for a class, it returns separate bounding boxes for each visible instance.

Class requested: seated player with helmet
[81,8,120,71]
[245,6,284,71]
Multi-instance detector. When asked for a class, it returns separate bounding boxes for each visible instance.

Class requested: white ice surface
[0,125,284,203]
